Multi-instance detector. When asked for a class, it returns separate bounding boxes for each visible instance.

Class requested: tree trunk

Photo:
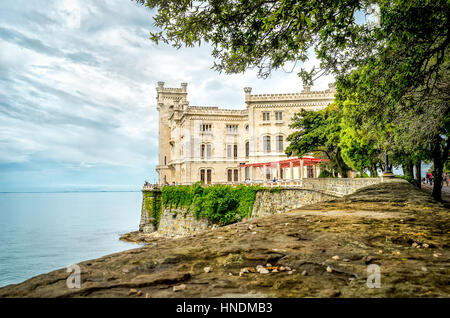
[370,164,378,177]
[431,136,449,201]
[402,163,414,179]
[415,161,421,189]
[335,147,348,178]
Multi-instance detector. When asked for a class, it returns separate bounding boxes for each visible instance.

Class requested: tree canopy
[135,0,449,200]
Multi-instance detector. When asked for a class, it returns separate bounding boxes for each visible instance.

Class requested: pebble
[379,250,383,254]
[137,291,143,297]
[301,270,308,276]
[259,268,269,274]
[288,271,293,275]
[280,266,286,271]
[128,288,137,295]
[332,255,340,260]
[433,253,439,258]
[326,266,333,273]
[252,232,257,235]
[421,266,428,272]
[145,293,151,298]
[285,266,291,271]
[173,284,186,292]
[204,266,212,273]
[423,243,429,248]
[412,242,418,248]
[266,263,272,267]
[392,251,401,255]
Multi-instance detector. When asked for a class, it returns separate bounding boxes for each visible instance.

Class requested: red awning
[239,157,328,168]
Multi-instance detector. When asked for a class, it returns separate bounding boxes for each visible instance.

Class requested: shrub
[161,183,262,226]
[319,170,332,178]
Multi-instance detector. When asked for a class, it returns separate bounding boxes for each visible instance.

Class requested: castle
[155,81,336,185]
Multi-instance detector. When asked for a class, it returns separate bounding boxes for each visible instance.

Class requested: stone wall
[252,189,337,218]
[138,178,385,236]
[157,206,214,237]
[139,190,160,233]
[300,178,382,196]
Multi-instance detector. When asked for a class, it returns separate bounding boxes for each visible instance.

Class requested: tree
[135,0,449,199]
[285,106,351,177]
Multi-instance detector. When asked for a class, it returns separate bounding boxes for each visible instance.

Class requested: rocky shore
[0,181,448,297]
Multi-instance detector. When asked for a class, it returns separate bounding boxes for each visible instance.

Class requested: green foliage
[318,170,332,178]
[161,183,262,226]
[286,105,351,177]
[143,191,162,227]
[136,0,449,200]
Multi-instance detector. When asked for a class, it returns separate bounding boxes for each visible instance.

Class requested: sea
[0,191,142,288]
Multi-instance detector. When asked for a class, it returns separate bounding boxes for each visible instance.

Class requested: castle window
[226,124,238,133]
[227,169,239,182]
[262,112,270,121]
[227,144,238,158]
[245,141,249,157]
[200,124,212,132]
[201,144,212,159]
[276,135,284,152]
[307,166,314,178]
[200,169,212,184]
[266,168,272,180]
[245,124,249,131]
[263,136,271,152]
[275,111,283,121]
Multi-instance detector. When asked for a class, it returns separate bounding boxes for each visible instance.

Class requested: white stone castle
[155,81,336,185]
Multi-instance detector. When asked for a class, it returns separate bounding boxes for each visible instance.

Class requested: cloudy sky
[0,0,336,192]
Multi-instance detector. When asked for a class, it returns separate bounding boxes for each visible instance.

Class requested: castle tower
[155,81,188,185]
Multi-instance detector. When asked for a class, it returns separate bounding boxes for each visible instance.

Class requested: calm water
[0,191,142,287]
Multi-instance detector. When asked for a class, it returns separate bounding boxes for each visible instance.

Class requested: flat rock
[0,182,448,298]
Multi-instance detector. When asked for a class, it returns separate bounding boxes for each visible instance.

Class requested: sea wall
[156,206,214,237]
[299,178,382,196]
[252,189,337,218]
[139,178,384,237]
[139,189,160,233]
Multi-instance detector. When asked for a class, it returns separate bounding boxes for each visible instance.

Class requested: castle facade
[155,81,335,185]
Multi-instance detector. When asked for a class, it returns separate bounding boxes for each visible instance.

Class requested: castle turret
[155,82,188,185]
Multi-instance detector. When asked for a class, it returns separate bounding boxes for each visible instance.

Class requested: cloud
[0,0,334,191]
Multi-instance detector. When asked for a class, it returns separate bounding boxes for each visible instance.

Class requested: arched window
[245,141,249,157]
[276,135,284,152]
[263,136,271,153]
